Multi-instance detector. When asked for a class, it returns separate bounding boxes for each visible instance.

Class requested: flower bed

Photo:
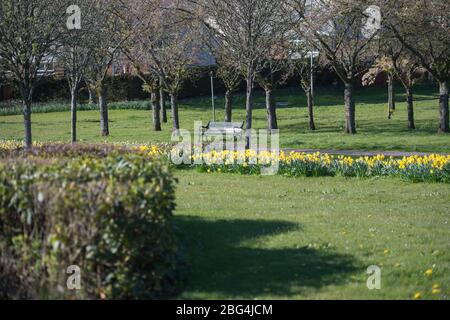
[189,150,450,183]
[1,141,449,183]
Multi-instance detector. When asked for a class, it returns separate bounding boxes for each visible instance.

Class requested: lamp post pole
[310,0,314,100]
[310,53,314,99]
[210,71,216,121]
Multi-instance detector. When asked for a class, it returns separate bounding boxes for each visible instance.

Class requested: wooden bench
[203,121,245,138]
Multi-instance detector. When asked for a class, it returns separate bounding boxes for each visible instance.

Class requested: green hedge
[0,153,185,299]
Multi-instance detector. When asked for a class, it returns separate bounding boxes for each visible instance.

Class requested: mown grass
[0,84,449,152]
[174,170,450,300]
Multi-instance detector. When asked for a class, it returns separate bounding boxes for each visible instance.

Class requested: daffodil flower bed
[2,141,449,183]
[188,150,450,183]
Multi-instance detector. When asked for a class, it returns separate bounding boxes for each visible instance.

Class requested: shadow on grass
[175,216,359,298]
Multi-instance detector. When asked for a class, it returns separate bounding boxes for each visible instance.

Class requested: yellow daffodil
[432,288,441,294]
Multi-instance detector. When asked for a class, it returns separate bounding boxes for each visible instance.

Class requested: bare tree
[256,55,292,130]
[121,0,200,133]
[290,48,317,131]
[162,28,201,133]
[293,56,316,131]
[382,0,450,132]
[217,59,241,122]
[0,0,69,148]
[59,1,98,142]
[199,0,289,147]
[290,0,380,134]
[392,55,424,130]
[142,75,162,131]
[199,25,241,122]
[118,0,162,132]
[83,0,129,137]
[363,52,424,130]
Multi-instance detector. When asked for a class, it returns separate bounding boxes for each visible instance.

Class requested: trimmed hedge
[0,152,185,299]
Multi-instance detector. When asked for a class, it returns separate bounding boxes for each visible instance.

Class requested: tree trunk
[438,80,449,133]
[245,69,254,149]
[88,87,95,105]
[224,90,233,122]
[160,84,167,123]
[19,84,33,149]
[151,91,161,131]
[344,81,356,134]
[406,87,415,130]
[98,84,109,136]
[71,88,78,142]
[307,87,316,130]
[22,98,32,149]
[265,88,278,130]
[170,93,180,132]
[387,72,396,119]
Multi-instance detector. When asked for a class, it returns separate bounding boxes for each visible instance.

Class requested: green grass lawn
[1,83,449,300]
[175,170,450,300]
[1,84,449,152]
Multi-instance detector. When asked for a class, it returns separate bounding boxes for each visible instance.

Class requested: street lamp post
[310,52,314,99]
[210,71,216,121]
[309,0,314,100]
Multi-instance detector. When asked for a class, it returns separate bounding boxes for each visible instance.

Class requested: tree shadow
[175,216,359,298]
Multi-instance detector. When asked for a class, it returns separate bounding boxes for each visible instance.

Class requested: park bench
[203,121,245,138]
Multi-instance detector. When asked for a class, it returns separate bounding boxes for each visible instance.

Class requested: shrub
[0,153,185,299]
[0,141,173,160]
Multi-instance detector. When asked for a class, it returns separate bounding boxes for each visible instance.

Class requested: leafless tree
[59,0,99,142]
[198,0,290,147]
[216,57,241,122]
[382,0,450,132]
[0,0,69,148]
[363,43,424,129]
[290,44,318,131]
[121,0,201,133]
[290,0,380,134]
[255,55,292,130]
[118,0,162,131]
[83,0,130,137]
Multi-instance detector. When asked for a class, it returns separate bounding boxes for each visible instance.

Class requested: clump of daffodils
[134,144,161,157]
[186,150,450,183]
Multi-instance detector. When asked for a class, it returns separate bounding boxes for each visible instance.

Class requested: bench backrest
[208,122,244,129]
